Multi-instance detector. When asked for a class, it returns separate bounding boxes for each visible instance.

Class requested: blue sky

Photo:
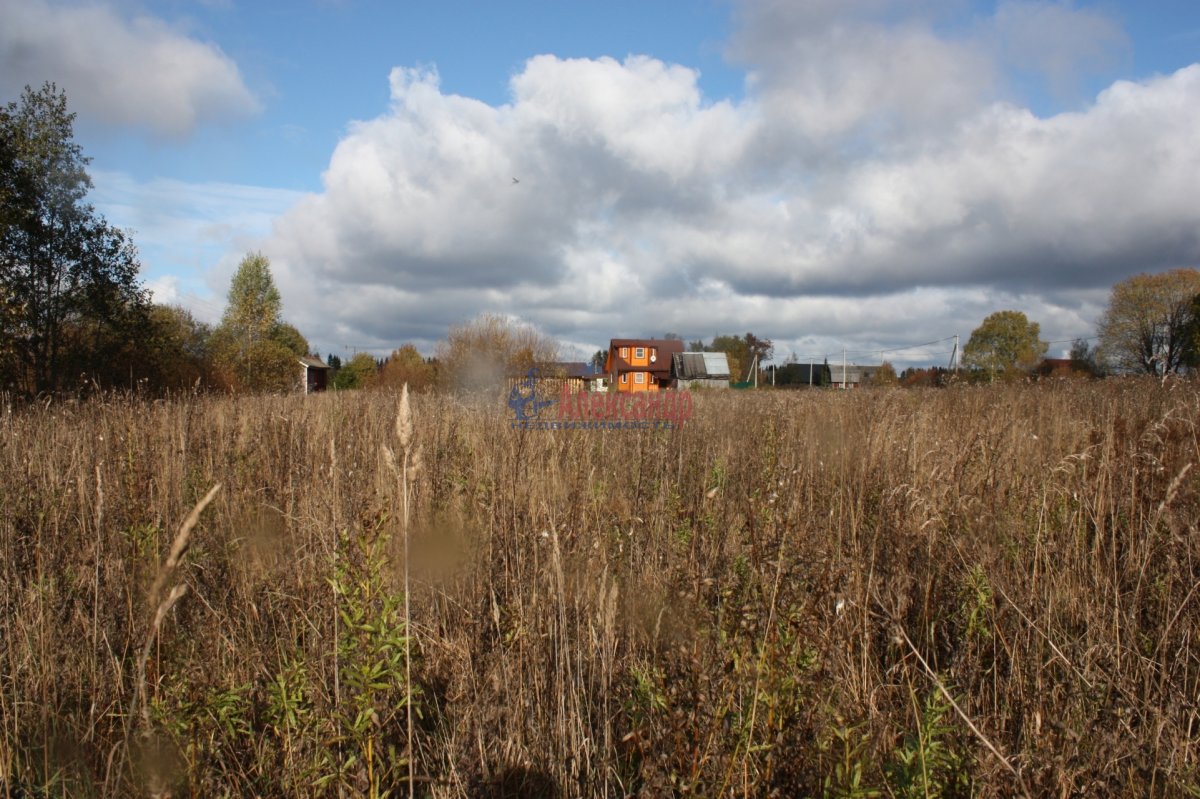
[84,1,742,190]
[4,0,1200,366]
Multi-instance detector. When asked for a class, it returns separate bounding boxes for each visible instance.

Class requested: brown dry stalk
[4,382,1200,795]
[896,625,1032,798]
[395,384,415,799]
[128,485,221,748]
[130,584,189,731]
[147,483,222,610]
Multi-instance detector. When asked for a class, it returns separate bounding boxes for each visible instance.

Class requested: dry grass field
[1,380,1198,797]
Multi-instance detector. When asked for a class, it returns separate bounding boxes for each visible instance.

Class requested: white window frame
[620,373,628,384]
[620,347,628,358]
[634,372,645,384]
[634,347,646,359]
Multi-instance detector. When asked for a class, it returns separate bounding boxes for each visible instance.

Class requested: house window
[634,347,646,360]
[620,373,628,384]
[634,372,645,384]
[620,347,628,358]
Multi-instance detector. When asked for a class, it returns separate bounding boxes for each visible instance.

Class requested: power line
[877,335,958,355]
[1044,335,1098,345]
[839,335,957,360]
[794,332,1098,366]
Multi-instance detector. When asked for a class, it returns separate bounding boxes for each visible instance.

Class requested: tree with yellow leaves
[210,252,310,392]
[1097,268,1200,376]
[963,310,1047,382]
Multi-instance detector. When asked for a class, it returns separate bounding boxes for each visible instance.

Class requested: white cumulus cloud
[248,0,1199,365]
[0,0,259,137]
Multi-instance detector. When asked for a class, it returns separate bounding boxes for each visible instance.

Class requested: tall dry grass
[0,380,1197,797]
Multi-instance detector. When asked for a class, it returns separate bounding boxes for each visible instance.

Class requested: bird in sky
[512,177,519,184]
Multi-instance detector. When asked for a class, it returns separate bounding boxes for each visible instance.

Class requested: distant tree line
[6,85,1199,398]
[329,345,438,392]
[0,84,322,396]
[686,332,773,383]
[410,278,1200,394]
[959,268,1200,383]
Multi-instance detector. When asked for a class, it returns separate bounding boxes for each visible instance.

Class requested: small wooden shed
[298,355,331,393]
[672,352,732,389]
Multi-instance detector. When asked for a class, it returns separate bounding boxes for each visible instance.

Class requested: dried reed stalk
[147,484,222,611]
[395,384,415,799]
[130,585,188,730]
[124,484,221,789]
[896,625,1032,798]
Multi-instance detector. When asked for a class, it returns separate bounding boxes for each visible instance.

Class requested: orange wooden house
[604,338,684,392]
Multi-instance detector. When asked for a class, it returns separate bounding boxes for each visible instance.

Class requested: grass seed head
[396,383,414,451]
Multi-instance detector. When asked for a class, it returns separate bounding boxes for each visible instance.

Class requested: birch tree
[210,252,307,392]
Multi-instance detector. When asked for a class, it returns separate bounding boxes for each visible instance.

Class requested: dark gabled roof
[778,363,823,381]
[557,362,605,380]
[606,338,684,378]
[608,338,685,349]
[521,362,605,380]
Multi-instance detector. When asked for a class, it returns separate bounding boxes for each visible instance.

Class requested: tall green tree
[221,251,280,343]
[963,310,1047,381]
[134,304,215,391]
[701,332,773,383]
[744,332,774,367]
[1097,269,1200,376]
[334,351,380,390]
[0,83,147,394]
[272,322,310,359]
[210,252,307,392]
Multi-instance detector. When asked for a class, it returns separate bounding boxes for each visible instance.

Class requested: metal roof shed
[672,351,731,389]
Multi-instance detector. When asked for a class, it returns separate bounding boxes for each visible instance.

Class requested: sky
[3,0,1200,368]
